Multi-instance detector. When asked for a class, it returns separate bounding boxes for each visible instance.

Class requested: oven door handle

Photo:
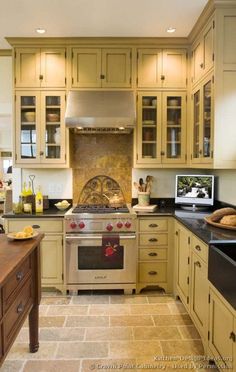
[65,234,136,240]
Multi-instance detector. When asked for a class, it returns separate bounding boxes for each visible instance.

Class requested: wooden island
[0,232,44,367]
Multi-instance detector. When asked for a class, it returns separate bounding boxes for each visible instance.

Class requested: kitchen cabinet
[137,48,187,89]
[135,92,187,167]
[71,47,132,88]
[191,17,214,87]
[136,217,171,294]
[15,47,66,88]
[5,218,64,292]
[191,74,213,165]
[15,91,68,168]
[208,285,235,372]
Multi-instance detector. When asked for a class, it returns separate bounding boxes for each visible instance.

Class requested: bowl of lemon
[54,200,71,211]
[7,225,38,240]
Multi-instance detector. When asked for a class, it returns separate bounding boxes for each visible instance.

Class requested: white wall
[212,169,236,205]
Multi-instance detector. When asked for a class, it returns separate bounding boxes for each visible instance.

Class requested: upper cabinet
[137,49,187,89]
[71,47,132,88]
[15,48,67,88]
[191,18,214,87]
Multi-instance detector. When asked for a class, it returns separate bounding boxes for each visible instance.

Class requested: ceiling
[0,0,208,49]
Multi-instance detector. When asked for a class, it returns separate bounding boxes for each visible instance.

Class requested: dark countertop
[2,207,70,219]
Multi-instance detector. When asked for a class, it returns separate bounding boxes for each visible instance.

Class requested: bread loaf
[220,215,236,226]
[210,207,236,222]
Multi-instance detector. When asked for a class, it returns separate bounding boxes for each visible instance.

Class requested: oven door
[66,234,136,284]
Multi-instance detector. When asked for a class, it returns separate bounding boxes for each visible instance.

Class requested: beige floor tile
[85,327,133,341]
[66,315,109,327]
[147,296,176,304]
[110,315,154,327]
[81,359,136,372]
[39,316,65,328]
[41,290,62,297]
[133,326,182,340]
[23,360,80,372]
[7,342,57,360]
[47,305,88,316]
[136,357,196,372]
[109,340,162,358]
[153,314,193,326]
[0,360,25,372]
[193,359,220,372]
[56,341,108,359]
[89,304,130,315]
[178,325,201,340]
[41,296,71,305]
[39,305,49,316]
[40,327,85,341]
[15,328,29,342]
[130,304,170,315]
[72,295,109,304]
[168,302,188,314]
[110,295,148,304]
[161,340,204,356]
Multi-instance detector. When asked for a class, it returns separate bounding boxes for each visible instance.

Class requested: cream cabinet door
[137,49,162,88]
[71,48,101,87]
[101,48,132,88]
[41,235,63,285]
[162,50,187,88]
[40,48,66,88]
[176,223,191,310]
[190,251,208,340]
[192,41,203,85]
[15,48,41,88]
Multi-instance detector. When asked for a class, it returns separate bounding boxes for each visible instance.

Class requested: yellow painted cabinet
[135,92,187,167]
[15,47,66,88]
[71,47,132,88]
[15,91,68,167]
[40,235,63,285]
[137,48,187,89]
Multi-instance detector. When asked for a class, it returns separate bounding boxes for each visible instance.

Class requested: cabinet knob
[148,271,157,275]
[39,74,43,80]
[229,332,236,342]
[200,63,204,68]
[161,75,165,80]
[17,302,24,314]
[149,238,158,242]
[40,151,44,156]
[149,224,158,228]
[16,271,23,281]
[148,252,158,257]
[32,224,40,229]
[100,74,105,79]
[195,261,201,268]
[195,245,201,251]
[199,149,202,155]
[160,151,165,156]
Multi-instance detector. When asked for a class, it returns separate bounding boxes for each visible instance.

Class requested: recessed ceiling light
[36,28,46,34]
[166,27,176,33]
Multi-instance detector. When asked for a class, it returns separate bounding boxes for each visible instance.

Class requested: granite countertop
[2,207,70,219]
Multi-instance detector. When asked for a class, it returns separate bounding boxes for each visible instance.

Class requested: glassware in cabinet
[140,95,159,160]
[44,95,61,159]
[165,96,182,159]
[19,95,37,159]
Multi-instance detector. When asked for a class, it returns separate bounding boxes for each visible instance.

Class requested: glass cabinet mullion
[165,96,182,159]
[141,95,159,160]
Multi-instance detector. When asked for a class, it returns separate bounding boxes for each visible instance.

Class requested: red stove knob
[79,221,85,229]
[125,221,131,229]
[106,223,113,232]
[117,221,123,229]
[70,222,77,229]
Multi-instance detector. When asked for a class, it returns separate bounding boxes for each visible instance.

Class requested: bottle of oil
[35,186,43,213]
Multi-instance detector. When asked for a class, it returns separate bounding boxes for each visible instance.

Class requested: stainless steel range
[65,204,137,294]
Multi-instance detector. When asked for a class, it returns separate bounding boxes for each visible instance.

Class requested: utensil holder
[138,192,150,206]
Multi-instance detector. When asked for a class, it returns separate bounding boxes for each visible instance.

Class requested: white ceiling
[0,0,208,49]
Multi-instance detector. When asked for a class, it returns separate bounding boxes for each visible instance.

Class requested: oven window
[78,245,124,270]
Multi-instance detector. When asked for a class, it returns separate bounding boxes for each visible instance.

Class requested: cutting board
[133,204,157,212]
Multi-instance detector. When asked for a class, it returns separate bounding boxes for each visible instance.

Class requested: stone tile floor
[1,289,219,372]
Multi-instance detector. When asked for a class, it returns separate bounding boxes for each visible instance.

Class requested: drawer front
[139,219,168,232]
[192,235,208,263]
[139,262,167,283]
[139,233,168,246]
[8,219,63,233]
[0,290,2,320]
[139,248,167,261]
[3,278,33,352]
[3,256,31,312]
[0,325,2,358]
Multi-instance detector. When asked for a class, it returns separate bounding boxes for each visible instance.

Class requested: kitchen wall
[212,170,236,206]
[70,132,133,203]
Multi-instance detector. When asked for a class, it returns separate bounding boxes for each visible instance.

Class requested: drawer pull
[16,271,24,281]
[148,252,158,257]
[17,303,24,314]
[148,271,157,276]
[149,224,158,228]
[195,261,201,268]
[149,238,158,242]
[32,224,40,229]
[229,331,236,342]
[195,245,201,251]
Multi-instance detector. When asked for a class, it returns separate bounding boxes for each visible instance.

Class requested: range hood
[65,91,136,133]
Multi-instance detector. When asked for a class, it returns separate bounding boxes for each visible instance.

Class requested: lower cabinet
[5,218,64,292]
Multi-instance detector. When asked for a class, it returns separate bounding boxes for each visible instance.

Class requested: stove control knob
[117,221,123,229]
[70,222,77,229]
[79,221,85,229]
[106,223,113,232]
[125,221,132,229]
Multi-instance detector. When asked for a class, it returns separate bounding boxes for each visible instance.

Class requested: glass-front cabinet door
[137,92,162,164]
[193,89,201,161]
[162,92,186,164]
[202,79,212,161]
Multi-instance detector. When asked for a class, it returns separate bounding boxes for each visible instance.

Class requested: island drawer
[7,219,63,234]
[2,256,32,312]
[139,233,168,246]
[138,262,167,283]
[139,219,168,232]
[139,248,167,261]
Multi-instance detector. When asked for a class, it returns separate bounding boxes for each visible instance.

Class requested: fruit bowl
[54,202,71,211]
[24,112,36,122]
[47,113,60,122]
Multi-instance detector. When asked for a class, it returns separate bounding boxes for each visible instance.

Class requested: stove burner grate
[72,204,129,214]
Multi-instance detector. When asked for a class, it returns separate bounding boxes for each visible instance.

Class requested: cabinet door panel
[176,224,190,309]
[162,50,187,88]
[137,49,162,88]
[72,48,101,87]
[15,48,41,88]
[41,49,66,88]
[203,25,213,74]
[41,235,63,284]
[102,48,131,88]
